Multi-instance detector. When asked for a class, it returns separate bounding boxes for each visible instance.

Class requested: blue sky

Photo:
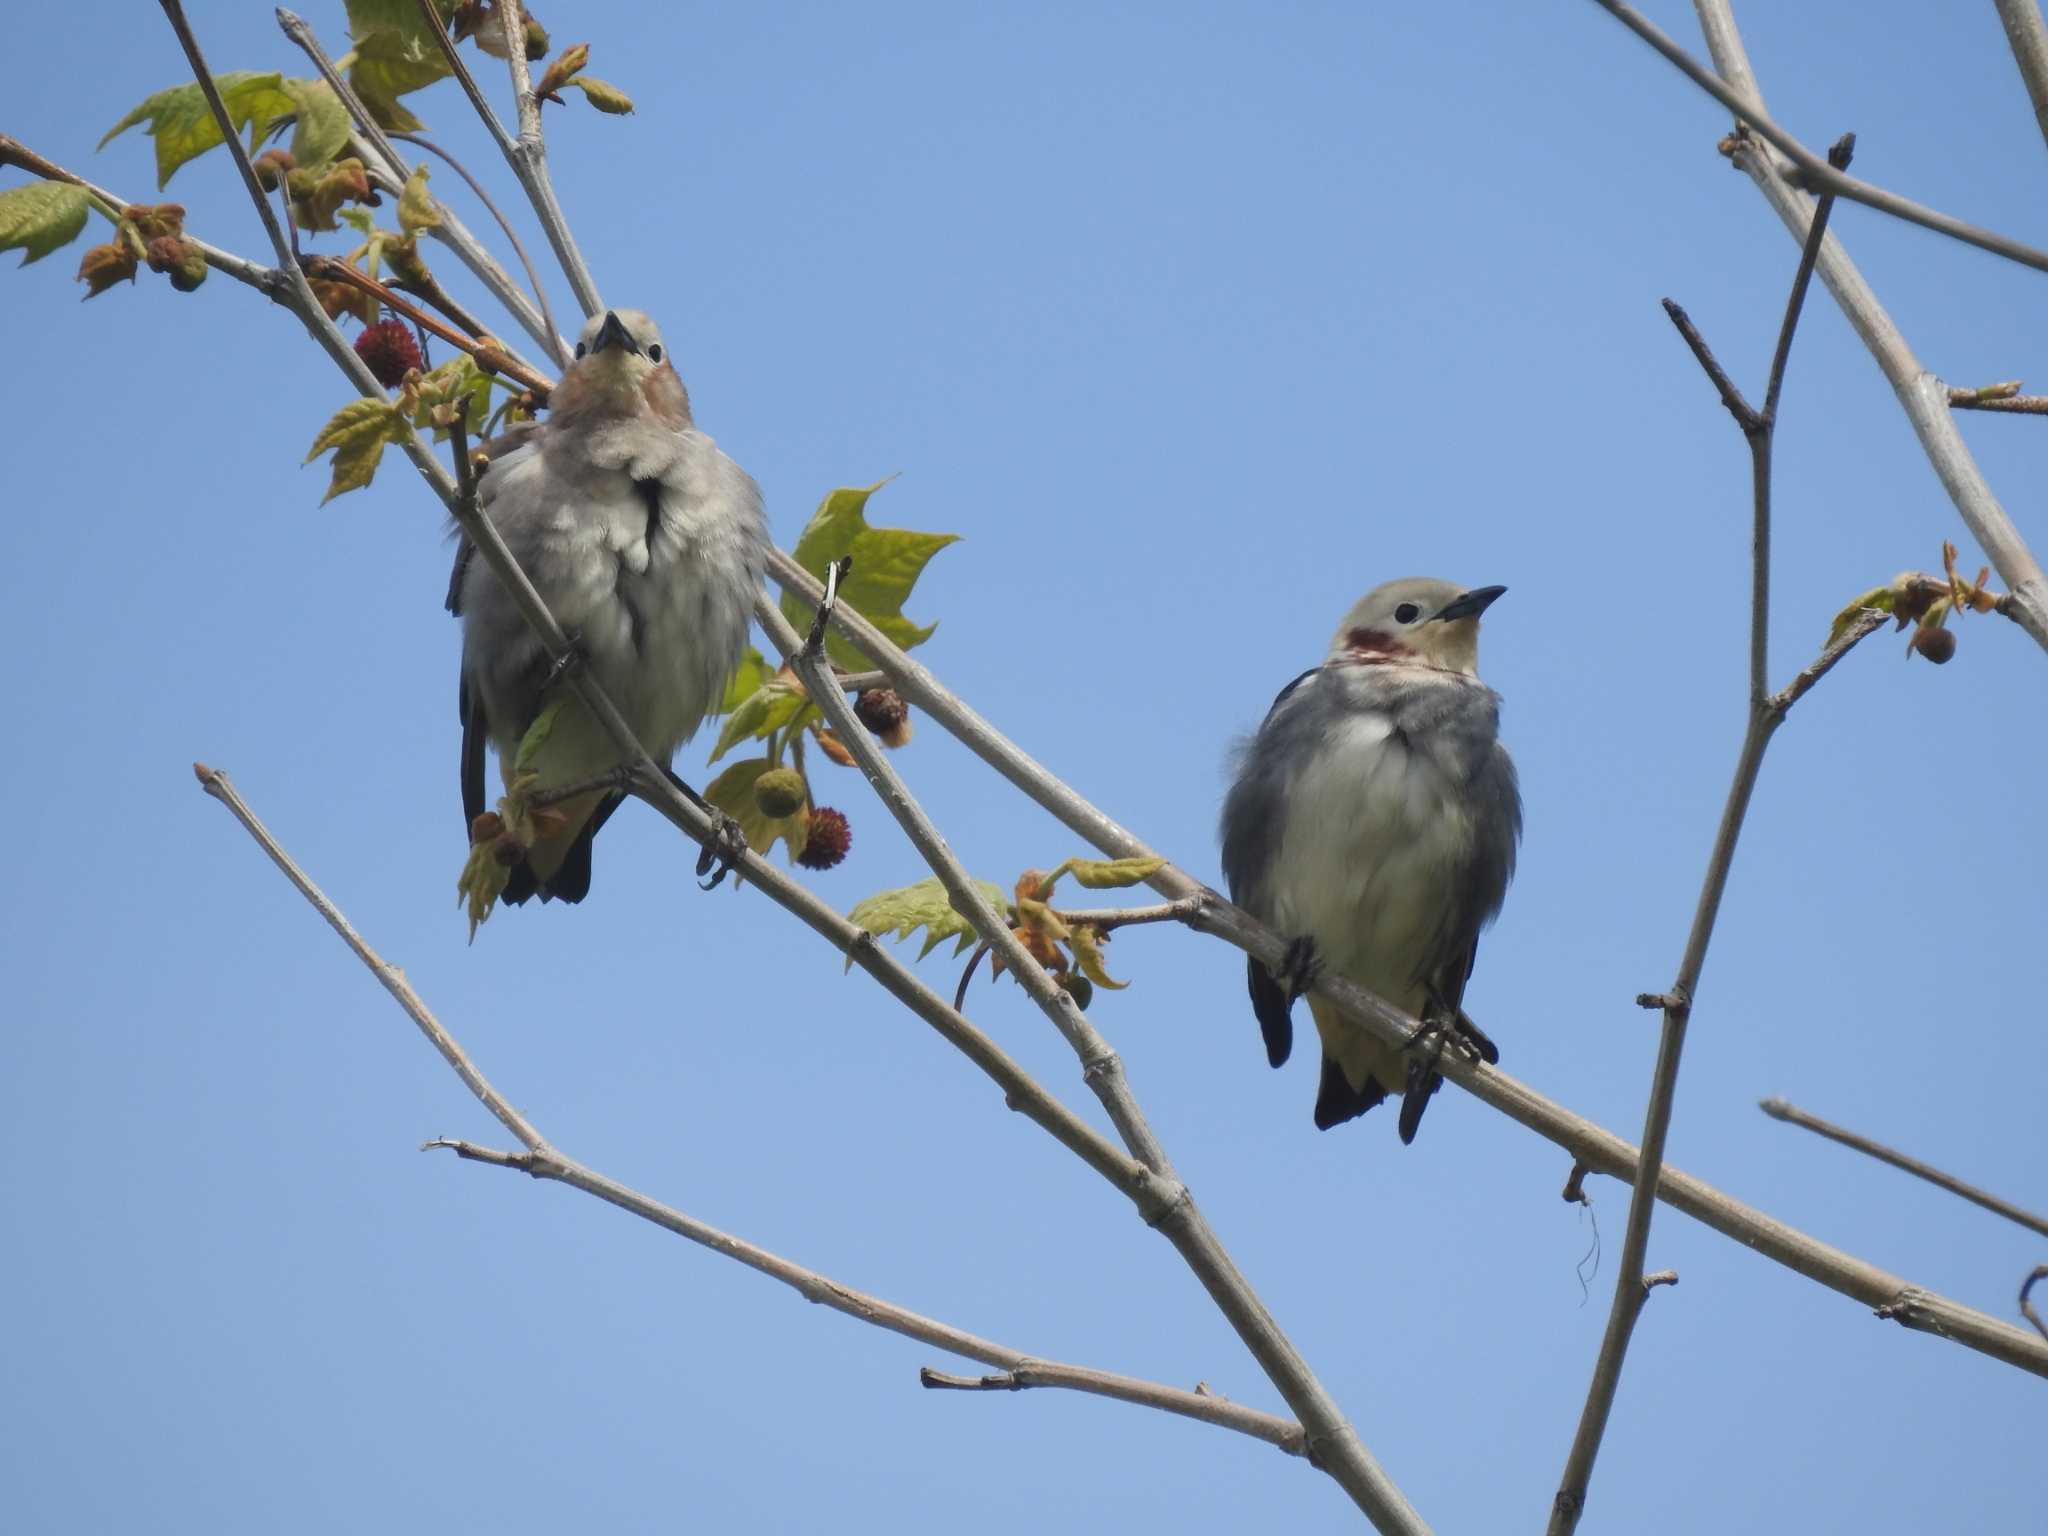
[4,2,2044,1531]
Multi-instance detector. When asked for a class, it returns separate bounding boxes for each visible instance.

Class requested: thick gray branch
[1994,0,2048,153]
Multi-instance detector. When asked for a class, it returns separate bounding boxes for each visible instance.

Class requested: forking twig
[1589,0,2048,277]
[274,6,566,367]
[1663,0,2048,652]
[191,763,1306,1458]
[410,0,603,318]
[1548,135,1871,1536]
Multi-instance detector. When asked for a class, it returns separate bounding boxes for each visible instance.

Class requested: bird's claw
[1280,934,1322,1007]
[1404,1005,1494,1073]
[1409,1003,1474,1073]
[693,810,749,890]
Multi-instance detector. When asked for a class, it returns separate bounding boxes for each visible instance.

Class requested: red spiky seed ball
[355,318,423,386]
[797,807,852,870]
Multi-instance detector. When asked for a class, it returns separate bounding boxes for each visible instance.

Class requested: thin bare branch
[917,1366,1304,1456]
[763,554,2048,1383]
[1592,0,2048,276]
[190,771,1302,1457]
[439,1138,1307,1457]
[1049,897,1208,931]
[194,764,551,1153]
[411,0,516,154]
[765,598,1427,1533]
[494,1,603,315]
[1760,1099,2048,1240]
[1994,0,2048,153]
[495,0,545,144]
[1688,0,2048,652]
[1762,133,1856,426]
[387,129,564,359]
[1551,182,1841,1535]
[1660,299,1757,431]
[414,0,602,317]
[1949,388,2048,416]
[1766,608,1888,716]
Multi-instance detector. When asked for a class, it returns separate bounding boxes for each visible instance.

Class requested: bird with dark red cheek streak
[1220,578,1521,1143]
[449,308,768,906]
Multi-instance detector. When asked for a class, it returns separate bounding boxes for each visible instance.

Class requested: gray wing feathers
[1219,669,1323,919]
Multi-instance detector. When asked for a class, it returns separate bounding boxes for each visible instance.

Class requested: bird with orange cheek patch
[448,308,767,906]
[1220,578,1521,1143]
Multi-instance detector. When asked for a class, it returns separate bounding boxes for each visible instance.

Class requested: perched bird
[1220,579,1520,1143]
[449,308,768,904]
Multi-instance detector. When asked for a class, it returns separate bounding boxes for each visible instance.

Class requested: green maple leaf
[709,678,812,764]
[780,480,958,671]
[1042,855,1167,893]
[305,397,411,503]
[718,646,773,713]
[283,79,351,169]
[345,29,452,132]
[847,875,1012,962]
[0,183,92,266]
[101,72,297,188]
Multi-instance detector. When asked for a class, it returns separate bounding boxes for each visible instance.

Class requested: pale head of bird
[1327,577,1506,677]
[551,307,692,429]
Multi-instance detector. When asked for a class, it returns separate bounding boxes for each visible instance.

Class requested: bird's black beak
[590,310,639,357]
[1434,585,1507,622]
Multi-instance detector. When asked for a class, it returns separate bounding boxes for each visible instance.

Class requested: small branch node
[1642,1269,1680,1293]
[1874,1288,1933,1327]
[803,555,853,657]
[1562,1161,1593,1205]
[919,1367,1024,1393]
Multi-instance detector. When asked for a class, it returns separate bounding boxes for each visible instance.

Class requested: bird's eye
[574,341,587,359]
[1394,602,1422,624]
[647,343,664,364]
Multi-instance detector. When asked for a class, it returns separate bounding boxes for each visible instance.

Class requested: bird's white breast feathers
[1267,706,1476,1016]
